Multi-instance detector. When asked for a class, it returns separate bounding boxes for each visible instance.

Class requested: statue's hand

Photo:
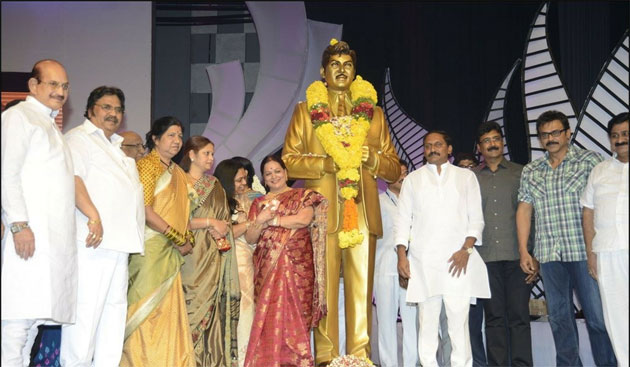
[361,145,370,162]
[323,156,339,174]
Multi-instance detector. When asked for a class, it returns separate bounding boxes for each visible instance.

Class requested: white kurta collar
[26,95,60,118]
[612,152,629,166]
[82,119,123,146]
[426,161,450,176]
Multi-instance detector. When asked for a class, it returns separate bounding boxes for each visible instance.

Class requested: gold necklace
[267,186,290,199]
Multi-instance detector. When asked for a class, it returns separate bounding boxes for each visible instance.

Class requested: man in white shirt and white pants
[1,60,78,367]
[395,130,490,367]
[581,112,629,366]
[374,160,419,367]
[60,86,145,367]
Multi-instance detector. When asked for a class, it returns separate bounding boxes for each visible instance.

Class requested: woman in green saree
[180,136,240,367]
[121,116,195,367]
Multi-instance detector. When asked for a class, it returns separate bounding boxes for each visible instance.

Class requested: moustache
[615,141,628,147]
[545,141,559,147]
[106,117,119,124]
[487,146,500,151]
[429,152,440,157]
[335,74,347,79]
[50,95,64,101]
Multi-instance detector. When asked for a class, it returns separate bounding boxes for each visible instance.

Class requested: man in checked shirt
[516,110,615,367]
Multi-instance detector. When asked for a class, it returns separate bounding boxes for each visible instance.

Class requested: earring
[191,158,195,162]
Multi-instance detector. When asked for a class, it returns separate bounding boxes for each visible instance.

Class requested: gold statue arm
[363,107,401,183]
[282,103,336,179]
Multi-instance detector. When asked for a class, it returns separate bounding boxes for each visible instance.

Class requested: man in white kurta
[1,60,77,367]
[395,131,490,367]
[580,113,629,367]
[60,86,145,367]
[374,161,419,367]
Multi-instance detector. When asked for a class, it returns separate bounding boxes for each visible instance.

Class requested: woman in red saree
[243,155,327,367]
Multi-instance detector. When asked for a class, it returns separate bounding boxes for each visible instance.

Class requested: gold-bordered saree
[181,174,240,367]
[121,150,195,367]
[243,188,328,367]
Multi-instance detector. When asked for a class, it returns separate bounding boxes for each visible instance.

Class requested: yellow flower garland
[306,76,378,248]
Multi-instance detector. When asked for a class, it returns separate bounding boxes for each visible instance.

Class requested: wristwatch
[10,222,29,234]
[465,246,473,255]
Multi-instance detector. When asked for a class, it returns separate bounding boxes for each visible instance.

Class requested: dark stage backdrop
[306,1,629,165]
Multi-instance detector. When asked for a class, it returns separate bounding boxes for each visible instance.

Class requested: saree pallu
[181,175,240,367]
[121,160,195,367]
[244,188,328,367]
[233,190,262,367]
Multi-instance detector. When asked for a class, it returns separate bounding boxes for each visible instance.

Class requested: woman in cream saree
[215,157,264,367]
[121,117,195,367]
[180,136,240,367]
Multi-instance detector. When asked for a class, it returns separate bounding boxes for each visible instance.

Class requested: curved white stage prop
[474,59,521,163]
[202,2,342,172]
[382,67,429,170]
[247,19,342,169]
[202,2,308,170]
[521,2,578,161]
[572,30,629,157]
[202,60,245,160]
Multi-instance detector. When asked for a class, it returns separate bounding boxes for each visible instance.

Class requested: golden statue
[282,39,401,365]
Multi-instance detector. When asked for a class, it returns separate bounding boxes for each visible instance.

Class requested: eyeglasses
[38,79,70,91]
[121,143,146,150]
[95,103,124,114]
[539,128,568,139]
[480,135,502,145]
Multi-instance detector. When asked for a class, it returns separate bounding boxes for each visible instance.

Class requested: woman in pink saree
[243,155,327,367]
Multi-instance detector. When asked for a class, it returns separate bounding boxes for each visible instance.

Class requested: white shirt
[375,189,402,277]
[580,155,629,252]
[393,162,490,303]
[1,96,77,323]
[65,119,145,254]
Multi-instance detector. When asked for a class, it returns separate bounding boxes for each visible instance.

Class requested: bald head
[120,131,146,161]
[28,59,69,111]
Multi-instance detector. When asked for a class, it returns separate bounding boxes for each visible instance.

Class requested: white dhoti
[60,246,129,367]
[597,250,629,367]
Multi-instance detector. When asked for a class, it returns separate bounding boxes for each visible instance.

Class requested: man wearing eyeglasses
[516,110,615,366]
[581,112,629,365]
[60,86,145,367]
[119,131,146,161]
[1,59,78,366]
[474,121,533,366]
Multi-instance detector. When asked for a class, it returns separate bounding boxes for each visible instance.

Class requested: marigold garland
[329,354,374,367]
[306,75,378,248]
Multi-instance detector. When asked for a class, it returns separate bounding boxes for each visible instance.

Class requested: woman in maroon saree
[243,155,327,367]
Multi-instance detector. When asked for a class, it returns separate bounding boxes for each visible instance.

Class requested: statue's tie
[337,94,346,116]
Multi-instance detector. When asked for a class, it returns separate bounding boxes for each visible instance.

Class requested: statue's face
[320,54,355,91]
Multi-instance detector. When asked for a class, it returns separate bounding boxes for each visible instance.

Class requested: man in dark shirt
[474,121,534,366]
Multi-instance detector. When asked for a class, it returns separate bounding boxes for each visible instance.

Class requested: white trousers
[597,250,629,367]
[374,274,419,367]
[1,319,44,367]
[60,246,129,367]
[418,294,471,367]
[437,303,452,367]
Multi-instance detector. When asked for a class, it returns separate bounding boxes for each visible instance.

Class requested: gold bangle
[88,219,101,225]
